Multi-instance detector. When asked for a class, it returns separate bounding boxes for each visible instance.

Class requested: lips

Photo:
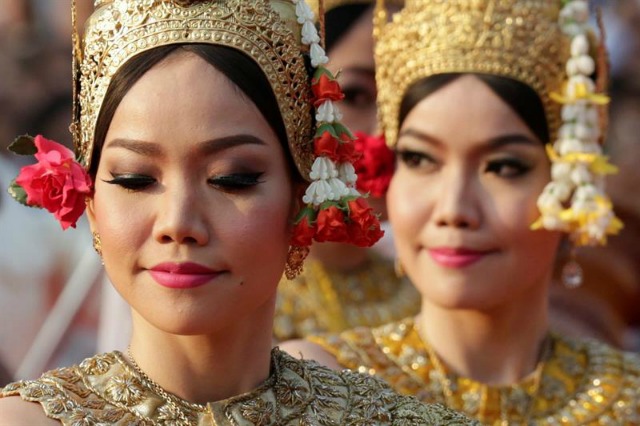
[428,247,494,268]
[148,262,221,289]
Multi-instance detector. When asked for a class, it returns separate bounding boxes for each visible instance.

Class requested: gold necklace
[126,347,205,424]
[420,332,552,424]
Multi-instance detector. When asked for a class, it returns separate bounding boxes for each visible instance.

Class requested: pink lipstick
[149,262,220,289]
[428,248,492,268]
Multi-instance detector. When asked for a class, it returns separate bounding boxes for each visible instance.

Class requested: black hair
[399,73,550,144]
[325,4,371,52]
[91,44,297,179]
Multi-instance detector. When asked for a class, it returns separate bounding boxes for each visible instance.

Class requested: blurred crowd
[0,0,639,387]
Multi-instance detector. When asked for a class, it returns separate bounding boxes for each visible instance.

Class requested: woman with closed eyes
[0,0,474,424]
[283,0,640,423]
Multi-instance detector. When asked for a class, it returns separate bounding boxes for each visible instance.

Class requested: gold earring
[562,248,583,289]
[92,232,102,257]
[285,246,309,280]
[394,258,405,278]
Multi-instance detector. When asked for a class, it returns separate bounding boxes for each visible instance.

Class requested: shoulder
[307,318,414,372]
[278,352,476,425]
[550,334,640,421]
[0,352,136,425]
[278,339,343,370]
[0,396,59,425]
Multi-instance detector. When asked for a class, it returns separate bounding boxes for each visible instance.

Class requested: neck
[309,242,370,271]
[128,296,275,404]
[417,282,550,385]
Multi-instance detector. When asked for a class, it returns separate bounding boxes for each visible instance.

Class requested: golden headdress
[74,0,314,177]
[7,0,384,272]
[374,0,621,257]
[374,0,568,147]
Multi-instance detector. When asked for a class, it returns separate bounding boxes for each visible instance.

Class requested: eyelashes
[103,174,155,191]
[484,158,531,178]
[103,172,265,192]
[207,172,264,190]
[394,148,532,179]
[394,148,438,171]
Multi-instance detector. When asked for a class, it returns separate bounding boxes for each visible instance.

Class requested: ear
[289,181,306,223]
[85,195,98,234]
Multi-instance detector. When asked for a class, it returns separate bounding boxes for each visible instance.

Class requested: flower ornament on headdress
[532,0,622,250]
[290,0,384,258]
[5,0,382,279]
[7,135,92,230]
[353,132,394,197]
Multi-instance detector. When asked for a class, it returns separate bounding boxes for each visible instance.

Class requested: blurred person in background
[0,0,98,385]
[273,0,421,342]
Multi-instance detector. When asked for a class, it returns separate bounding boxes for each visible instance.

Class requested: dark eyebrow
[398,129,539,149]
[488,134,539,148]
[339,66,375,78]
[398,128,443,147]
[105,134,266,157]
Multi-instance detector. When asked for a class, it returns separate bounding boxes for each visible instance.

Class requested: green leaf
[333,123,355,139]
[313,66,335,80]
[7,135,36,156]
[7,179,33,207]
[314,123,337,138]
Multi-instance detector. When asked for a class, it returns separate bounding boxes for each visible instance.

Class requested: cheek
[93,188,148,252]
[488,179,548,238]
[387,172,428,248]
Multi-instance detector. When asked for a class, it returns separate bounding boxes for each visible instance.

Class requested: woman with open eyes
[282,0,640,423]
[0,0,474,424]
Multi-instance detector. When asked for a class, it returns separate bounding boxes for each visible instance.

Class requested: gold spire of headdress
[75,0,314,178]
[374,0,568,147]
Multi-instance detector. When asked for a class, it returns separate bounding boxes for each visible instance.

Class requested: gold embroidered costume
[274,253,420,341]
[0,348,474,425]
[310,318,640,425]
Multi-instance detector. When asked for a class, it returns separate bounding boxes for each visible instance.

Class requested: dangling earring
[394,258,405,278]
[285,246,309,280]
[92,231,103,258]
[562,247,583,289]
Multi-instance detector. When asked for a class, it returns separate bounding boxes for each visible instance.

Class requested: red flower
[337,140,361,164]
[353,132,395,197]
[314,131,340,162]
[291,215,316,247]
[15,135,92,229]
[312,72,345,107]
[347,198,385,247]
[315,205,348,243]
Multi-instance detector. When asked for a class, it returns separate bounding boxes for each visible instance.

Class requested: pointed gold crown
[74,0,314,178]
[374,0,570,146]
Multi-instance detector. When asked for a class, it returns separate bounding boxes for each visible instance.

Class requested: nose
[432,167,481,230]
[153,185,209,246]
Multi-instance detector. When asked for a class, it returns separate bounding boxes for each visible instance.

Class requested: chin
[415,271,510,311]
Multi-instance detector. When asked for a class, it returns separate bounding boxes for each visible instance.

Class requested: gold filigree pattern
[310,317,640,424]
[374,0,569,146]
[76,0,314,179]
[274,254,420,341]
[0,348,476,425]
